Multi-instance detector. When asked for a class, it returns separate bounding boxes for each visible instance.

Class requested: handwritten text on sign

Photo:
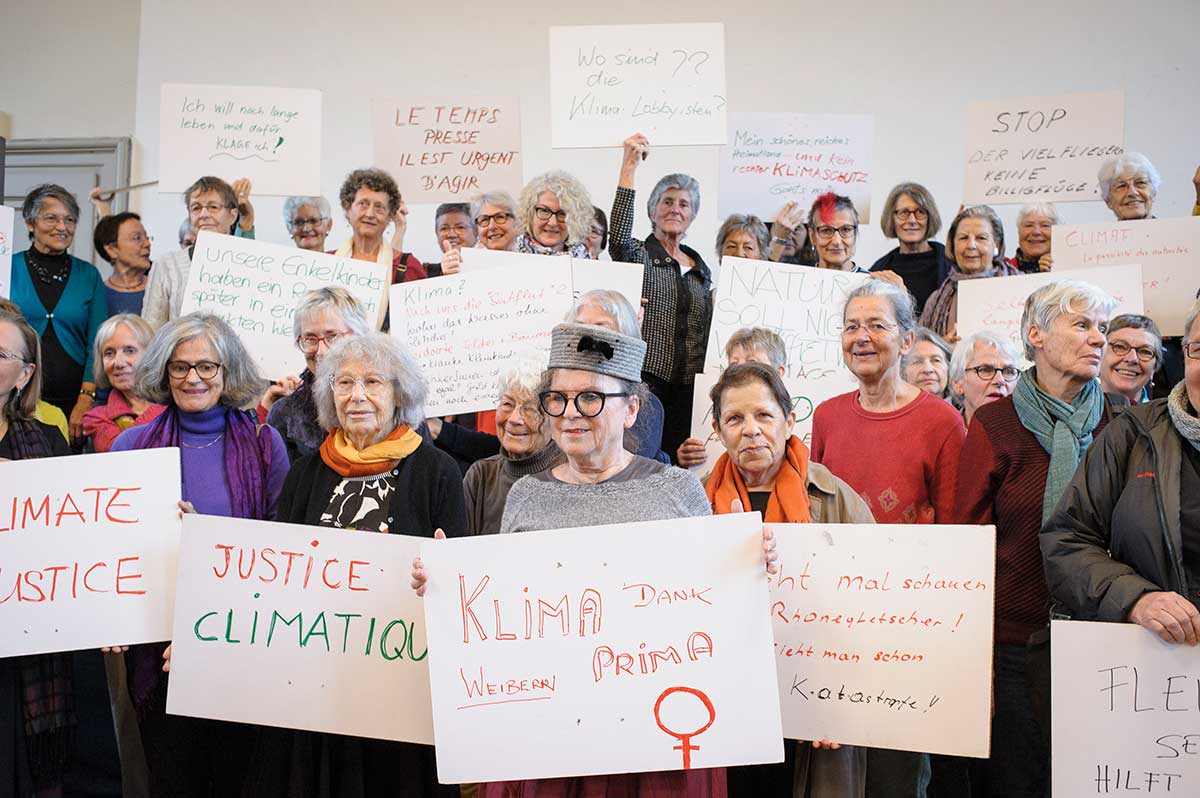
[458,247,645,312]
[1053,217,1200,335]
[720,112,874,222]
[158,83,321,196]
[420,513,783,783]
[389,258,574,417]
[962,90,1124,204]
[1052,620,1200,796]
[181,232,388,379]
[166,515,434,743]
[0,205,12,299]
[957,263,1144,368]
[0,449,181,657]
[771,523,995,757]
[549,23,727,148]
[371,98,522,203]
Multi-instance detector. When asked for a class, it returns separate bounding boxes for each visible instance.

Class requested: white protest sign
[181,232,389,380]
[720,112,874,222]
[1053,217,1200,334]
[459,247,645,311]
[957,263,1145,367]
[0,449,181,657]
[159,83,321,196]
[549,24,727,148]
[166,515,434,743]
[0,204,12,298]
[389,258,574,417]
[371,97,522,203]
[771,523,995,757]
[1052,620,1200,796]
[420,513,783,783]
[962,90,1124,205]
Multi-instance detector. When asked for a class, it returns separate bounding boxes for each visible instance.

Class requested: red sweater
[811,389,965,524]
[954,395,1109,645]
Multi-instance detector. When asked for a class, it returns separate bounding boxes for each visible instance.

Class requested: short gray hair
[948,331,1021,399]
[497,350,548,403]
[470,190,521,226]
[1107,313,1164,368]
[313,333,427,431]
[647,173,701,229]
[1097,152,1162,202]
[1020,280,1118,361]
[903,326,953,366]
[178,218,195,247]
[566,289,641,339]
[715,214,769,259]
[843,279,918,336]
[1183,300,1200,344]
[291,287,372,340]
[946,205,1006,266]
[93,313,155,387]
[283,196,331,226]
[21,184,80,226]
[518,170,593,246]
[1016,203,1059,227]
[725,327,787,370]
[134,312,267,407]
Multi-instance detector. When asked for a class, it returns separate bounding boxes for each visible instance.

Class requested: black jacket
[1041,399,1188,623]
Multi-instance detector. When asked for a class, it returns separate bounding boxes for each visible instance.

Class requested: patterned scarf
[1167,381,1200,453]
[706,435,814,522]
[319,424,422,477]
[922,260,1019,338]
[1012,370,1104,523]
[514,232,590,258]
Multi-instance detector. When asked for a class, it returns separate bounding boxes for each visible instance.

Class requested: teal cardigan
[11,251,108,380]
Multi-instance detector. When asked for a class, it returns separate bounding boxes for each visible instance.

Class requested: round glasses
[476,212,512,227]
[1107,341,1157,363]
[966,365,1019,382]
[330,375,388,397]
[166,360,222,380]
[813,225,857,242]
[893,208,928,221]
[297,331,351,354]
[539,390,630,418]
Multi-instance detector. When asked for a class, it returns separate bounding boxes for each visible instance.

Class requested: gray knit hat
[547,323,646,383]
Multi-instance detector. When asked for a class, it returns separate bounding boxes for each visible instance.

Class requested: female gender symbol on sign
[653,686,716,769]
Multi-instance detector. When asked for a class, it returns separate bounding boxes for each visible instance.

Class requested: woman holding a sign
[333,168,428,284]
[514,170,594,257]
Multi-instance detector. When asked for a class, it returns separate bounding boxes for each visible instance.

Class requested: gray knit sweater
[498,455,712,533]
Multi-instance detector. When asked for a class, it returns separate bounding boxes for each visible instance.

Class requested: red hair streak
[813,193,838,226]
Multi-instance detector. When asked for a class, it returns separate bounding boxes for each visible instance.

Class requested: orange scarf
[706,435,814,522]
[319,424,422,477]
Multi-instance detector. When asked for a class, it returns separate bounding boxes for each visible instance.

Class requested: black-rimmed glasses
[539,390,630,418]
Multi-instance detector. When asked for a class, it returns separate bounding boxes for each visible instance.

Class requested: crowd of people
[2,139,1200,798]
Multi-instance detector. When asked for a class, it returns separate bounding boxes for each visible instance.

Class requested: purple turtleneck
[112,405,290,519]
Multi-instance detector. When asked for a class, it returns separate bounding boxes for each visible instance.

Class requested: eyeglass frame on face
[497,396,543,423]
[539,390,630,418]
[121,231,153,244]
[297,331,351,354]
[893,208,928,221]
[36,213,78,228]
[0,349,31,365]
[188,202,234,215]
[166,360,223,380]
[1183,341,1200,360]
[533,206,568,223]
[813,224,858,242]
[1107,340,1157,363]
[965,364,1019,382]
[842,320,897,337]
[288,216,328,231]
[476,212,513,227]
[329,374,389,397]
[1111,177,1152,194]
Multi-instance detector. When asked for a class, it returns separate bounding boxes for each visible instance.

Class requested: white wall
[122,0,1200,269]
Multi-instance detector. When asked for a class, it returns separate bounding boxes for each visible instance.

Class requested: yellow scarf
[319,424,422,477]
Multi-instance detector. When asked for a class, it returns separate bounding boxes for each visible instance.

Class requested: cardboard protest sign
[420,513,783,782]
[1053,217,1200,334]
[720,112,874,222]
[166,515,434,743]
[1052,620,1200,796]
[0,449,181,657]
[459,247,644,311]
[159,83,321,195]
[0,205,12,298]
[371,97,522,203]
[771,523,995,757]
[181,232,389,379]
[549,24,727,148]
[389,257,575,417]
[957,263,1145,367]
[962,90,1124,204]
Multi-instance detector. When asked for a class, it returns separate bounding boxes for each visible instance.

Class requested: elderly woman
[284,195,333,252]
[93,211,153,316]
[1100,313,1163,404]
[1006,203,1057,274]
[81,313,164,452]
[806,193,869,273]
[586,206,609,260]
[1042,299,1200,648]
[110,312,288,795]
[248,332,464,796]
[515,170,593,257]
[333,168,427,283]
[263,287,371,463]
[903,327,953,400]
[427,201,478,276]
[707,361,872,797]
[870,182,949,315]
[949,331,1021,426]
[1098,152,1161,221]
[955,280,1119,797]
[717,213,770,261]
[609,132,712,460]
[811,280,965,797]
[920,205,1019,343]
[472,190,523,252]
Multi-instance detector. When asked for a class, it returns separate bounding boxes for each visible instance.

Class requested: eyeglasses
[289,217,327,230]
[966,365,1020,382]
[437,223,472,236]
[813,225,857,242]
[1111,179,1151,193]
[297,331,351,353]
[37,213,77,227]
[188,203,233,215]
[166,360,222,380]
[1183,342,1200,360]
[1107,341,1157,363]
[122,232,153,244]
[330,374,389,397]
[497,398,543,421]
[842,321,896,337]
[476,212,512,227]
[0,349,30,365]
[539,390,630,418]
[533,206,568,223]
[893,208,928,221]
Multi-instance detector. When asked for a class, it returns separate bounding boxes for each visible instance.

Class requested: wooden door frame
[3,137,132,211]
